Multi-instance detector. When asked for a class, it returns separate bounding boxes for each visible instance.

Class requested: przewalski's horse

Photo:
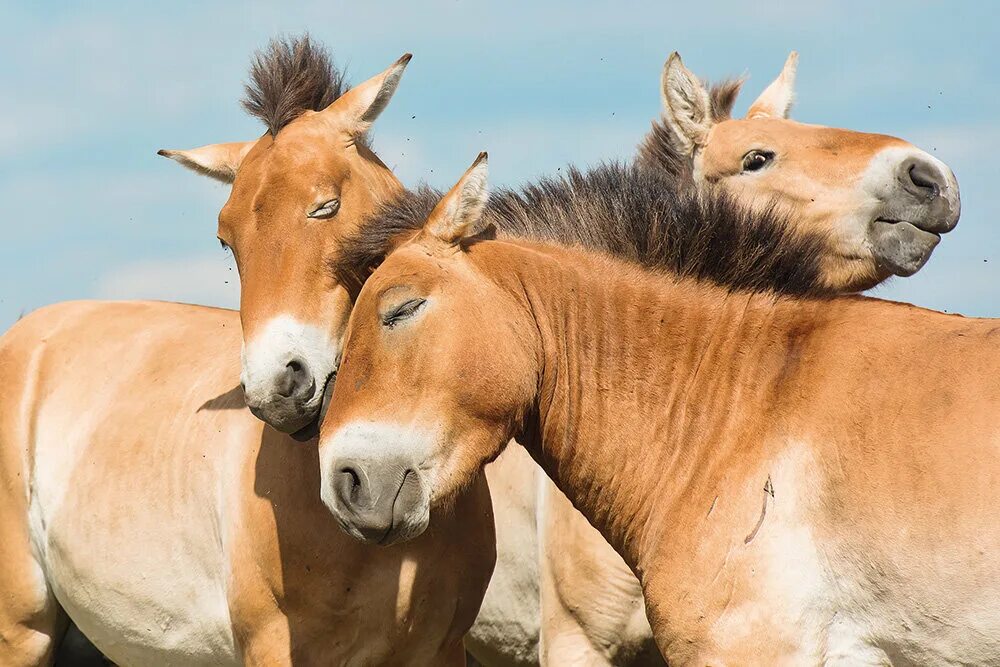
[0,40,495,666]
[475,53,961,666]
[322,156,1000,665]
[158,37,409,438]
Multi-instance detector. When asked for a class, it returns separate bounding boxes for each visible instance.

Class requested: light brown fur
[341,49,962,658]
[0,301,494,666]
[503,55,960,666]
[323,209,1000,664]
[639,51,959,292]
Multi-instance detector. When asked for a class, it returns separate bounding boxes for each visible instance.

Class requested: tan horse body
[320,162,1000,665]
[0,300,492,665]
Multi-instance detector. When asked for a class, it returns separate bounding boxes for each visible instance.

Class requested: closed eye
[308,198,341,219]
[382,298,426,329]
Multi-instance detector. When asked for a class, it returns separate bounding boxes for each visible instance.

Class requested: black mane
[333,163,832,299]
[242,35,349,137]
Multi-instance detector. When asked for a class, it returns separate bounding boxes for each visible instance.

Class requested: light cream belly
[27,404,238,666]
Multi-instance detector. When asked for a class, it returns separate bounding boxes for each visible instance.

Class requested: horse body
[161,44,958,667]
[623,297,1000,665]
[0,300,493,666]
[319,160,998,664]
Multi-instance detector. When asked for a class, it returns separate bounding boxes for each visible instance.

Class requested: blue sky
[1,1,998,330]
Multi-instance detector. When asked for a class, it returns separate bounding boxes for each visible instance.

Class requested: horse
[160,49,959,440]
[321,155,1000,665]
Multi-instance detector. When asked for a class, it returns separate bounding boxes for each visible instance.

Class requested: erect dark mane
[241,35,350,137]
[635,79,744,181]
[333,163,833,299]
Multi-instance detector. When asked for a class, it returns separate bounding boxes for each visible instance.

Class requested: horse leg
[235,613,293,667]
[538,480,665,666]
[0,584,66,667]
[0,345,68,665]
[0,472,67,666]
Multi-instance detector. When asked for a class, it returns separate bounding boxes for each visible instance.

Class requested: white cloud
[95,254,239,309]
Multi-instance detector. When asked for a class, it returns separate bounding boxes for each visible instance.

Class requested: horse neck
[502,245,831,573]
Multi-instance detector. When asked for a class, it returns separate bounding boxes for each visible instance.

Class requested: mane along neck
[488,240,833,574]
[336,164,831,299]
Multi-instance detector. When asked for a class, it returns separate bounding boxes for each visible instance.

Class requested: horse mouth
[874,217,942,240]
[289,372,336,442]
[870,219,942,277]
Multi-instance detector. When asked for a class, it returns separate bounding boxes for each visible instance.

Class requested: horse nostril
[336,466,364,505]
[906,161,942,198]
[276,358,315,399]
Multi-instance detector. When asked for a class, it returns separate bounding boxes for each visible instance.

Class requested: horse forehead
[711,119,906,157]
[226,143,348,220]
[372,252,443,291]
[267,129,352,179]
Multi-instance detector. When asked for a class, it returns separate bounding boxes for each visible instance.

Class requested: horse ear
[322,53,412,138]
[157,141,255,183]
[746,51,798,119]
[660,52,714,154]
[425,153,489,246]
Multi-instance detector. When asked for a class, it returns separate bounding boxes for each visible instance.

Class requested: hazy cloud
[95,254,239,309]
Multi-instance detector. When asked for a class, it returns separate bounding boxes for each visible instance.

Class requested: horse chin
[870,219,941,277]
[376,506,431,546]
[289,372,336,442]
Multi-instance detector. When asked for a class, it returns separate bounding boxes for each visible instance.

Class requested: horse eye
[382,298,427,329]
[218,238,230,251]
[741,150,774,173]
[308,199,341,219]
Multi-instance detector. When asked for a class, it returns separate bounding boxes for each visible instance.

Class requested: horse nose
[896,155,960,233]
[332,458,418,544]
[275,358,315,400]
